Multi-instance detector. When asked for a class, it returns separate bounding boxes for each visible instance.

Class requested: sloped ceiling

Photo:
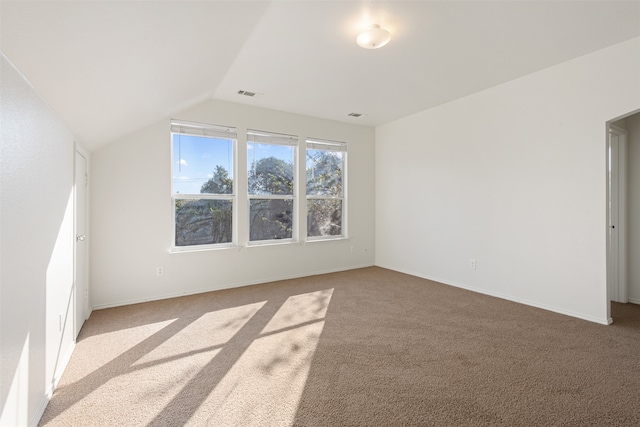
[1,1,639,151]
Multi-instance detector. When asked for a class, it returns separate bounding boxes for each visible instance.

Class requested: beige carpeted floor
[39,267,640,426]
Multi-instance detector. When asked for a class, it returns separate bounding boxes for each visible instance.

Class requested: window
[247,130,297,242]
[170,121,348,250]
[306,139,346,239]
[171,120,236,248]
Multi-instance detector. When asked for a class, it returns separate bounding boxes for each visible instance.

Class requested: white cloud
[179,159,188,166]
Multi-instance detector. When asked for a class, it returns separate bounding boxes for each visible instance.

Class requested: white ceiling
[2,1,639,151]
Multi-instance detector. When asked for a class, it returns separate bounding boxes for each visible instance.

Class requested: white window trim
[170,120,238,250]
[305,235,350,243]
[305,138,348,241]
[247,129,298,244]
[168,123,350,252]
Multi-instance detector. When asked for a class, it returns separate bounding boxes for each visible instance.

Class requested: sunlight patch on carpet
[189,288,334,426]
[133,301,266,367]
[75,319,177,378]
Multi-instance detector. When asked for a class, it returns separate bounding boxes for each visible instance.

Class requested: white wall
[1,54,76,426]
[90,99,375,309]
[626,113,640,303]
[375,38,640,325]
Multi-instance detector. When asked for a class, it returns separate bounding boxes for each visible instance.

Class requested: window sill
[169,244,239,254]
[169,236,351,254]
[305,236,350,244]
[246,239,300,249]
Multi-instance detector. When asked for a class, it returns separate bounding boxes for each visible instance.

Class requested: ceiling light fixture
[356,24,391,49]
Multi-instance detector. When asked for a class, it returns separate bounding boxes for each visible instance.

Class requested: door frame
[607,124,628,317]
[74,146,90,338]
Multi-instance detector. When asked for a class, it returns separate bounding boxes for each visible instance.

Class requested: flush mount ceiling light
[356,24,391,49]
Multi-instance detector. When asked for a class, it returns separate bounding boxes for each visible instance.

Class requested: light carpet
[39,267,640,426]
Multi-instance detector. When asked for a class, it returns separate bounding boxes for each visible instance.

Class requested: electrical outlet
[156,267,164,276]
[469,259,476,270]
[350,245,355,254]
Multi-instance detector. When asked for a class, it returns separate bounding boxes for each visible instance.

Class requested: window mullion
[236,128,249,247]
[173,194,234,200]
[306,195,343,200]
[296,139,306,242]
[248,195,294,200]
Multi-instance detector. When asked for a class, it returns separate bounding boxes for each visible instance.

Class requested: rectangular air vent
[348,112,363,117]
[237,90,256,97]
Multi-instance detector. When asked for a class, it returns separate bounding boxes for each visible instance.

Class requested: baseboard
[91,263,375,311]
[52,342,76,391]
[30,342,77,427]
[375,263,611,326]
[628,298,640,305]
[30,395,50,427]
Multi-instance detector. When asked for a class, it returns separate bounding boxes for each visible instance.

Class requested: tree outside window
[247,130,297,242]
[171,123,347,249]
[172,121,236,247]
[306,139,346,239]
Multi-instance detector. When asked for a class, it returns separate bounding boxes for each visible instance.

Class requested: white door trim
[608,124,628,309]
[74,146,90,338]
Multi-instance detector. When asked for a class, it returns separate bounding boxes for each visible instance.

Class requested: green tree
[175,165,233,246]
[248,156,294,240]
[175,199,232,246]
[307,150,343,237]
[306,151,342,196]
[248,156,293,195]
[201,165,233,194]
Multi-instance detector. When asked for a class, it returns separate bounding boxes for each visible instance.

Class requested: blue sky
[172,135,294,195]
[247,142,294,174]
[172,134,233,194]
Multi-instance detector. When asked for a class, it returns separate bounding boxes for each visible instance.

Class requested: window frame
[170,120,238,251]
[305,138,347,241]
[246,129,298,245]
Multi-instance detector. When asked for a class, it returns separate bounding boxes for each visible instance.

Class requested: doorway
[75,150,89,338]
[607,124,627,306]
[608,110,640,323]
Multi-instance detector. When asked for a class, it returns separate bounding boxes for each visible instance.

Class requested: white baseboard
[52,342,76,391]
[31,342,76,427]
[30,395,50,427]
[91,263,375,311]
[375,263,611,326]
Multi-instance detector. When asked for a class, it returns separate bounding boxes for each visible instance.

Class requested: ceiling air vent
[348,112,363,118]
[237,90,257,97]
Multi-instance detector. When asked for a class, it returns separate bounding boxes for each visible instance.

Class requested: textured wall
[1,53,76,426]
[376,38,640,325]
[90,99,375,309]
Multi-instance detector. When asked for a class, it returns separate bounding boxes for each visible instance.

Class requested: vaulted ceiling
[2,1,639,151]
